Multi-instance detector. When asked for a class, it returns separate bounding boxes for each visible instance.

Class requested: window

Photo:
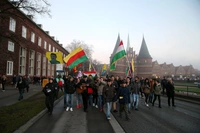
[51,64,54,77]
[44,41,47,49]
[29,50,35,76]
[53,47,55,52]
[8,41,14,52]
[49,44,51,51]
[22,26,27,38]
[7,61,13,75]
[19,47,26,75]
[36,53,41,76]
[31,32,35,43]
[47,61,51,76]
[9,17,16,32]
[56,49,58,52]
[38,37,41,46]
[42,55,46,76]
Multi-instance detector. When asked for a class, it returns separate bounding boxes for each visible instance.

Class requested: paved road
[25,98,115,133]
[112,96,200,133]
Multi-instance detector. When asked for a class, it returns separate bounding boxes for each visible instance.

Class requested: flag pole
[125,55,131,77]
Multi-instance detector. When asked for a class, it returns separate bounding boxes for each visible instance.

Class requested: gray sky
[35,0,200,70]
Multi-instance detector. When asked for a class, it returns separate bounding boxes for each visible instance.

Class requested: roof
[137,37,152,59]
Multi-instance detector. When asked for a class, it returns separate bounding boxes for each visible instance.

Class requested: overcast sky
[35,0,200,70]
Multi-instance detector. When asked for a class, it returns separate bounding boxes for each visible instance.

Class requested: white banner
[56,64,64,71]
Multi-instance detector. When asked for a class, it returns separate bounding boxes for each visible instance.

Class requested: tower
[136,37,153,78]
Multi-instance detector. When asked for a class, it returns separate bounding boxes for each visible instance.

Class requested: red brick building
[0,0,69,83]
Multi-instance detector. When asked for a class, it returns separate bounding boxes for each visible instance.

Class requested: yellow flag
[46,52,63,64]
[131,59,134,72]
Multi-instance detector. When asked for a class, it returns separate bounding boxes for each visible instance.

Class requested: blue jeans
[132,94,139,109]
[98,95,104,109]
[128,93,133,111]
[76,91,82,106]
[66,94,74,108]
[88,94,93,105]
[106,102,112,117]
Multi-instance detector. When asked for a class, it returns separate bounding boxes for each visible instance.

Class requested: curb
[13,96,64,133]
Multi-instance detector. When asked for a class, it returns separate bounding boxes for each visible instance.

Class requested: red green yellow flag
[63,46,88,69]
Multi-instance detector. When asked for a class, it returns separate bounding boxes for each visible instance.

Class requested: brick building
[109,35,198,79]
[0,0,69,83]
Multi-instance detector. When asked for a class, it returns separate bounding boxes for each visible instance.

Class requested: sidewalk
[0,84,42,108]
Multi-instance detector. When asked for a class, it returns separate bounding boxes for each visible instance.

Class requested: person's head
[122,80,127,87]
[107,79,112,85]
[110,75,115,81]
[135,76,139,81]
[69,76,74,82]
[126,77,131,83]
[155,79,160,84]
[83,75,87,81]
[19,76,23,80]
[50,53,57,60]
[49,77,53,83]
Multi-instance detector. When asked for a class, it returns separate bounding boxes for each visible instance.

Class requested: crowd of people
[42,74,176,120]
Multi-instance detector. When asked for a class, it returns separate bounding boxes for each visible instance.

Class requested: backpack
[58,80,63,87]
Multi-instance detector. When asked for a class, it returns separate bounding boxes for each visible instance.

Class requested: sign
[42,79,49,88]
[56,64,64,71]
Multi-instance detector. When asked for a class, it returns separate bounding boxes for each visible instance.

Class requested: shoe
[159,106,162,108]
[70,108,73,111]
[107,117,111,120]
[152,103,154,106]
[93,103,95,106]
[79,104,82,108]
[66,107,69,111]
[95,105,98,108]
[113,110,118,113]
[172,105,176,107]
[146,104,149,107]
[135,108,138,111]
[76,105,79,109]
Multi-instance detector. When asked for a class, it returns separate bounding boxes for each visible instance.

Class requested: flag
[76,71,83,78]
[83,71,96,77]
[126,66,131,76]
[63,46,88,69]
[101,64,107,75]
[110,40,126,66]
[46,52,63,64]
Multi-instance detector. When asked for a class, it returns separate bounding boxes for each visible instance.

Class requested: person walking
[143,78,150,107]
[12,75,17,88]
[43,77,57,115]
[114,80,130,120]
[16,76,26,101]
[1,75,7,92]
[65,76,76,112]
[166,78,176,107]
[96,77,106,112]
[132,76,141,110]
[80,75,90,112]
[126,77,133,113]
[75,77,82,109]
[110,75,119,113]
[103,79,116,120]
[152,79,162,108]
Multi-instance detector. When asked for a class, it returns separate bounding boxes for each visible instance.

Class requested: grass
[0,91,63,133]
[175,86,200,94]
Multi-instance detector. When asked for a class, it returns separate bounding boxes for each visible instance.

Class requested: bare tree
[65,40,94,59]
[0,0,51,18]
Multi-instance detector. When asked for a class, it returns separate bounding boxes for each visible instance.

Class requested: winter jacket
[65,80,76,94]
[154,83,162,95]
[43,82,56,97]
[115,86,130,104]
[16,80,26,90]
[103,84,116,102]
[132,81,141,94]
[96,81,106,95]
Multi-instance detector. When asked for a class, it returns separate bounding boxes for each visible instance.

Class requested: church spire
[137,36,152,59]
[126,34,130,52]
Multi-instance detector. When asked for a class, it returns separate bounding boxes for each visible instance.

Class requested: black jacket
[43,82,56,96]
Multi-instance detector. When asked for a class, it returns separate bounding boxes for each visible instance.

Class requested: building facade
[0,0,69,83]
[109,36,198,79]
